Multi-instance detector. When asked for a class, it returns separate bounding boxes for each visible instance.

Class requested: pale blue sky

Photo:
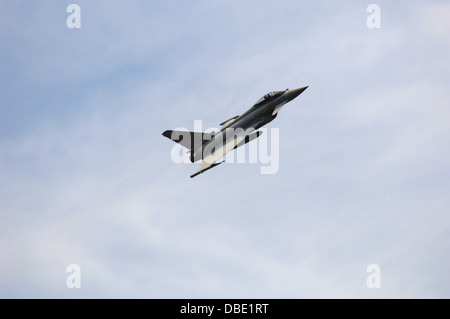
[1,0,449,298]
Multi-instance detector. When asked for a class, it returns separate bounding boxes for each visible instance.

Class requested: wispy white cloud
[0,0,449,298]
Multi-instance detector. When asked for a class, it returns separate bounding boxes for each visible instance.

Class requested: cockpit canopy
[254,90,286,106]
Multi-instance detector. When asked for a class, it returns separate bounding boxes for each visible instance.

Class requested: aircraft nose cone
[288,86,308,100]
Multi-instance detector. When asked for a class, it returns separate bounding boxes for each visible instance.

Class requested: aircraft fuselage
[190,86,308,163]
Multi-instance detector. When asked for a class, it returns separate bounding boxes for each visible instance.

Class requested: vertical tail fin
[162,130,213,150]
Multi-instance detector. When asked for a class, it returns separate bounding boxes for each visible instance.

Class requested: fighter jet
[162,86,308,178]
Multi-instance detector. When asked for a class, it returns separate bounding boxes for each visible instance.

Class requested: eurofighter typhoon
[162,86,308,178]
